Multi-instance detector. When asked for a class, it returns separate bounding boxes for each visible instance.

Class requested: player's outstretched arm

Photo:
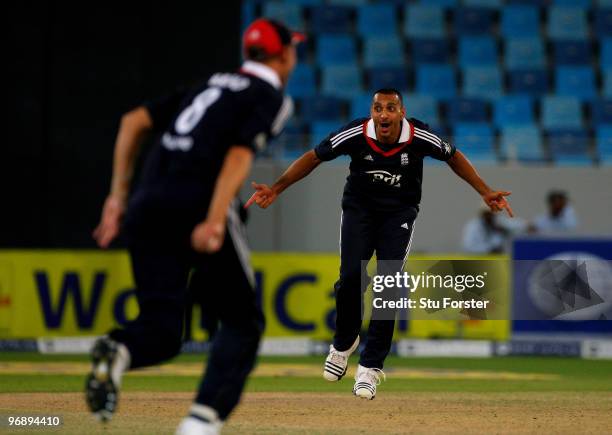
[446,150,514,217]
[245,149,322,209]
[191,146,254,253]
[93,107,153,248]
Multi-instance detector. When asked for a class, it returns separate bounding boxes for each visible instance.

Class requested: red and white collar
[365,118,413,143]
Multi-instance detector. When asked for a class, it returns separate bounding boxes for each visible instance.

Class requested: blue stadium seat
[605,71,612,97]
[591,99,612,126]
[463,0,503,7]
[547,129,593,166]
[350,93,374,120]
[601,38,612,69]
[321,66,363,99]
[404,5,445,38]
[416,65,457,99]
[463,67,503,99]
[458,36,497,67]
[508,70,548,95]
[553,41,592,65]
[553,0,591,5]
[328,0,367,5]
[363,37,405,67]
[446,98,489,124]
[505,38,546,70]
[316,35,357,66]
[310,120,345,149]
[416,0,457,6]
[547,7,588,40]
[272,119,306,160]
[500,125,545,162]
[357,4,397,37]
[300,96,345,122]
[453,123,497,162]
[283,0,323,4]
[410,39,450,64]
[311,6,352,34]
[541,96,583,129]
[493,96,534,127]
[556,66,596,100]
[506,0,547,4]
[286,65,316,98]
[594,9,612,38]
[453,8,494,35]
[596,126,612,164]
[501,5,540,37]
[242,0,256,31]
[367,67,408,92]
[405,94,440,126]
[262,2,304,30]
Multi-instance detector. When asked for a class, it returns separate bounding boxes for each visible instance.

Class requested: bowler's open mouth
[379,122,391,133]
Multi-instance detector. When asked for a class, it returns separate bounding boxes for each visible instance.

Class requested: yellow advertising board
[0,251,509,340]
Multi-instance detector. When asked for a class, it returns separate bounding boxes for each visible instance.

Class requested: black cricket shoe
[85,337,119,421]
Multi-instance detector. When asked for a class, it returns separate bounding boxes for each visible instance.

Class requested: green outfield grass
[1,353,611,393]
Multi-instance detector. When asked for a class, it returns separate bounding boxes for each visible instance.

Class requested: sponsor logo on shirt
[365,170,402,187]
[363,154,374,161]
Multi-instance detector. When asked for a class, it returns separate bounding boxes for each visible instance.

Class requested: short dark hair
[372,88,403,106]
[547,190,568,203]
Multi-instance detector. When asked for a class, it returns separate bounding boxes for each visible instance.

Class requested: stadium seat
[547,129,593,166]
[508,69,549,95]
[500,5,540,37]
[416,65,457,99]
[328,0,368,5]
[316,35,357,66]
[404,5,445,38]
[273,120,307,159]
[596,126,612,164]
[453,8,495,35]
[262,2,304,30]
[500,125,545,162]
[591,99,612,126]
[405,94,440,126]
[601,38,612,69]
[410,39,450,64]
[458,36,497,67]
[367,67,409,92]
[463,66,503,99]
[321,66,363,99]
[286,65,316,98]
[547,7,588,40]
[493,96,534,127]
[453,123,497,162]
[505,38,546,70]
[541,96,583,129]
[242,0,256,31]
[605,71,612,97]
[556,66,596,100]
[350,93,374,120]
[311,6,352,34]
[552,0,591,5]
[416,0,457,6]
[310,120,344,148]
[446,98,489,124]
[357,4,397,37]
[463,0,503,7]
[594,9,612,37]
[553,40,592,65]
[300,96,345,122]
[363,37,405,67]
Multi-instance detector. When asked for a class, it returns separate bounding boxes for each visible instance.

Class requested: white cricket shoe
[323,336,360,381]
[353,364,386,400]
[175,417,222,435]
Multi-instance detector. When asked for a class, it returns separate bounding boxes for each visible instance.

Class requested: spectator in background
[531,190,578,234]
[462,206,511,254]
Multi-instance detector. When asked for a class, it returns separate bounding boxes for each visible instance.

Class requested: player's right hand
[93,195,126,248]
[244,181,277,209]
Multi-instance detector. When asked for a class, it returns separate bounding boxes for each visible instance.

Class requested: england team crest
[401,152,409,166]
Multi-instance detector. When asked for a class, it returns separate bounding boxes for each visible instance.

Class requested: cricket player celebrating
[246,89,513,399]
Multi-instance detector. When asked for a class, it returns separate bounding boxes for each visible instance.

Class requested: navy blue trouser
[109,201,262,420]
[333,199,417,369]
